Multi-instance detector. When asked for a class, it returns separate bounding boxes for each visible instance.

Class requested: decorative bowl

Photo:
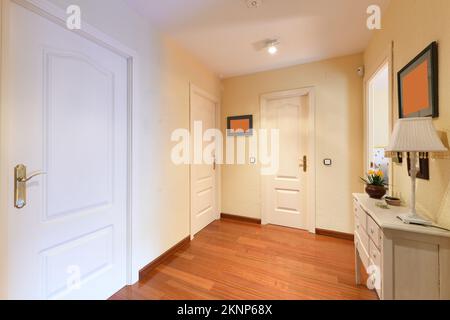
[385,197,402,207]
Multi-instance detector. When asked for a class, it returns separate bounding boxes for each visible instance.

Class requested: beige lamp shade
[386,118,448,153]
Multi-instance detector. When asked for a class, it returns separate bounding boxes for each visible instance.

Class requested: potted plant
[361,169,387,199]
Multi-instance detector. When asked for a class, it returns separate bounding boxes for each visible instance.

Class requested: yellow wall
[221,54,364,234]
[364,0,450,227]
[154,36,222,257]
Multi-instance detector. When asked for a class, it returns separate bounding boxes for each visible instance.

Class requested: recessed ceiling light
[247,0,262,9]
[268,45,278,55]
[266,40,279,55]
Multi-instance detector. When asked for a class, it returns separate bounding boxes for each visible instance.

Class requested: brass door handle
[299,156,307,173]
[14,164,46,209]
[18,171,46,183]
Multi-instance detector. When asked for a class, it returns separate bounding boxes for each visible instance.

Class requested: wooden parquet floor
[111,218,377,300]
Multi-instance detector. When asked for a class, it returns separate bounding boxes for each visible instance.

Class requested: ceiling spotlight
[268,45,278,55]
[267,40,279,55]
[247,0,262,9]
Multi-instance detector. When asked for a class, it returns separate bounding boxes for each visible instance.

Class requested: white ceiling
[125,0,390,78]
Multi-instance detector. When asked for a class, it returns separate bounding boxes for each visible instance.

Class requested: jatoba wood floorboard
[111,219,378,300]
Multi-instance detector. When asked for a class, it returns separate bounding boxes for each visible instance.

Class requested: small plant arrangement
[361,169,386,186]
[361,169,387,199]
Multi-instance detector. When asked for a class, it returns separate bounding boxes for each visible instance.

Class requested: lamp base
[397,213,433,226]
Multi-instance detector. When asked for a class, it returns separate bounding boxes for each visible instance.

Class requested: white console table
[353,193,450,300]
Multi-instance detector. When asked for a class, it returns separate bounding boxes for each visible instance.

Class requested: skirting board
[221,213,261,225]
[316,228,354,241]
[139,236,191,280]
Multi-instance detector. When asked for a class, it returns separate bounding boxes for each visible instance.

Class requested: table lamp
[386,118,448,225]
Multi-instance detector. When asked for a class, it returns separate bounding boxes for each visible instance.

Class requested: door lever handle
[18,171,46,183]
[14,164,46,209]
[299,156,307,173]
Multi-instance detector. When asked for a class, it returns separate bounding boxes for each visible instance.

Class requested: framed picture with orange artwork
[227,115,253,136]
[398,42,438,119]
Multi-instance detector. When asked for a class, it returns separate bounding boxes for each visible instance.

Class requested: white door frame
[189,83,221,239]
[0,0,139,293]
[363,42,394,194]
[260,87,316,233]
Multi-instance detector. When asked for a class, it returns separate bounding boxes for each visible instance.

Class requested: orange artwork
[401,60,430,117]
[230,119,250,132]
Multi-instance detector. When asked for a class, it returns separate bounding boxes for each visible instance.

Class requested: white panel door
[190,88,217,236]
[3,3,128,299]
[265,96,308,230]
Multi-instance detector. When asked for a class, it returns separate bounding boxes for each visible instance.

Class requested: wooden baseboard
[316,228,354,241]
[139,236,191,280]
[221,213,261,225]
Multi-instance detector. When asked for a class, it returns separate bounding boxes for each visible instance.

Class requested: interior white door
[190,88,217,236]
[2,2,128,299]
[265,96,308,230]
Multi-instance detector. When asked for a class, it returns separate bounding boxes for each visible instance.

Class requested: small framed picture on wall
[398,41,439,118]
[227,115,253,136]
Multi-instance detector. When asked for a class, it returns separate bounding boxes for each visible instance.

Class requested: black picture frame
[398,41,439,118]
[227,115,253,136]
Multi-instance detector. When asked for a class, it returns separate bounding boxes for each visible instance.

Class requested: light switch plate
[324,159,332,166]
[250,157,257,164]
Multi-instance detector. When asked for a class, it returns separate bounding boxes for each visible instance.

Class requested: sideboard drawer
[354,203,368,231]
[369,239,381,269]
[353,199,359,216]
[356,227,370,258]
[355,232,370,269]
[367,216,382,249]
[355,217,363,234]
